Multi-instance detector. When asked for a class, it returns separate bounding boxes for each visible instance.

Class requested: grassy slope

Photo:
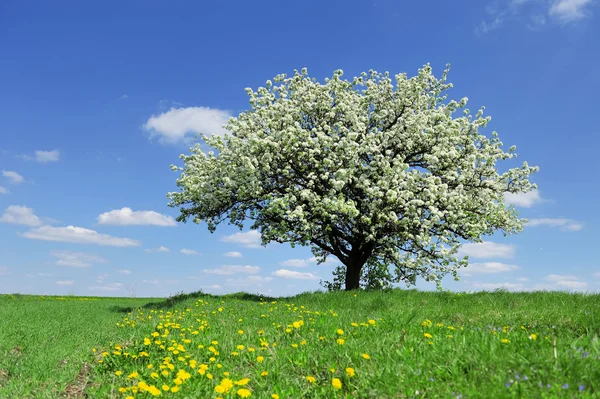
[1,290,599,398]
[0,294,157,398]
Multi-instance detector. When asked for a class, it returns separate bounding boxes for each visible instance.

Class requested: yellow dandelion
[306,376,316,383]
[501,338,510,344]
[345,367,355,377]
[424,333,433,339]
[257,356,264,363]
[336,329,344,335]
[332,378,342,390]
[237,388,252,398]
[361,353,371,360]
[336,338,345,345]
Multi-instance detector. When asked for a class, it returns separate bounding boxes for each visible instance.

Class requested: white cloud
[595,272,600,278]
[462,262,519,276]
[0,205,43,226]
[458,241,516,259]
[0,186,7,194]
[89,282,123,291]
[475,16,504,35]
[97,207,176,226]
[549,0,593,23]
[145,246,170,253]
[516,277,529,282]
[279,258,309,268]
[545,274,588,290]
[224,251,243,258]
[203,265,260,275]
[555,280,588,289]
[0,266,9,276]
[471,282,525,291]
[118,269,132,275]
[56,280,75,286]
[221,230,262,248]
[273,269,319,280]
[21,225,141,247]
[144,106,232,144]
[526,218,583,231]
[181,248,201,256]
[2,170,24,184]
[35,150,60,163]
[51,250,106,268]
[247,275,274,283]
[504,189,542,208]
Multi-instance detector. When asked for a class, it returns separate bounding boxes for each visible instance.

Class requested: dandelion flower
[361,353,370,360]
[332,378,343,390]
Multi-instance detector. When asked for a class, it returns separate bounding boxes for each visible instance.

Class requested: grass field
[1,290,599,398]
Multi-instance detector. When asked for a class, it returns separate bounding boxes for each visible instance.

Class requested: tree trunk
[344,258,365,291]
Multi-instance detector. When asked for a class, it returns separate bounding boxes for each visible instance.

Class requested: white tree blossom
[168,65,538,290]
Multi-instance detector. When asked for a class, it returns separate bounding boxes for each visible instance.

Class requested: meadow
[0,289,599,398]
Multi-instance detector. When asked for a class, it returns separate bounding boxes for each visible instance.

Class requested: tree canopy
[167,65,538,290]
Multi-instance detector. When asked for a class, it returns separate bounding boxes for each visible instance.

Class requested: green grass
[1,290,599,398]
[0,294,158,398]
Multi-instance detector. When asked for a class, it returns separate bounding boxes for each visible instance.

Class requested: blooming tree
[167,65,538,291]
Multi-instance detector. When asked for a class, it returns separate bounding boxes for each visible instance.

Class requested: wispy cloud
[89,282,123,291]
[458,242,516,259]
[504,189,542,208]
[461,262,519,276]
[35,150,60,163]
[0,186,7,194]
[221,230,262,248]
[272,269,319,280]
[545,274,588,289]
[56,280,75,286]
[145,246,170,253]
[202,265,260,275]
[21,225,141,247]
[51,250,106,268]
[224,251,243,258]
[118,269,132,275]
[2,170,24,184]
[549,0,593,23]
[526,218,583,231]
[181,248,201,256]
[144,106,232,144]
[478,0,594,34]
[0,205,43,226]
[279,256,339,268]
[97,207,176,226]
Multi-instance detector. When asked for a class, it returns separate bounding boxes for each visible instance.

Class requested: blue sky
[1,0,599,297]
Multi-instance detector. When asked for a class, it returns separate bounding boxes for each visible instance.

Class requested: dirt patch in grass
[61,362,90,398]
[0,369,9,386]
